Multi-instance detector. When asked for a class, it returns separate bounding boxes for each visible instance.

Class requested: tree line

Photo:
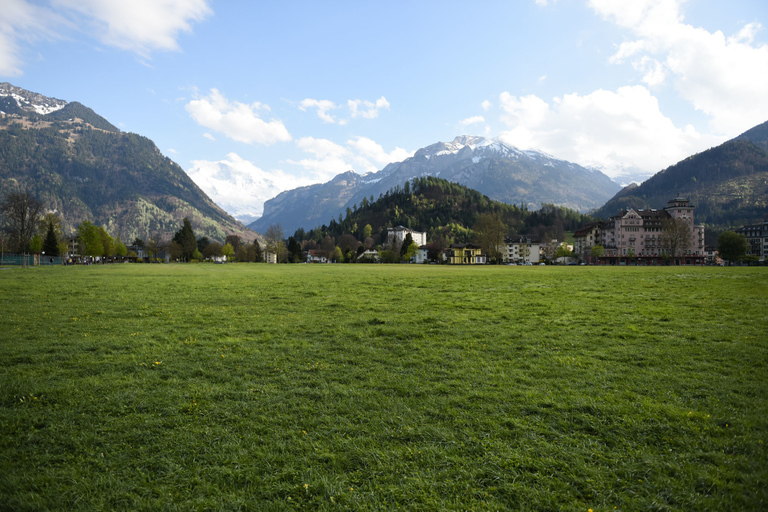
[2,185,756,266]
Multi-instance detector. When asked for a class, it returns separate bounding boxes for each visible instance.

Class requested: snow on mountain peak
[0,82,67,115]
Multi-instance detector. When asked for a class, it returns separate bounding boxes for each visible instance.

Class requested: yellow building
[446,243,486,264]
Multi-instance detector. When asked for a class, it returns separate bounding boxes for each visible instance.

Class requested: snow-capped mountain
[250,135,621,234]
[0,82,67,115]
[186,154,300,225]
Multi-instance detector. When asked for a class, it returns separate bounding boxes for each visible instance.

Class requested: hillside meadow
[1,263,766,511]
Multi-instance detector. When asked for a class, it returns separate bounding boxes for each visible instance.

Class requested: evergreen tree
[42,221,59,256]
[287,236,303,263]
[400,233,414,257]
[173,218,197,261]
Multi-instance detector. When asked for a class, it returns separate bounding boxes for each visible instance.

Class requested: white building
[386,226,427,248]
[503,235,540,264]
[413,246,429,264]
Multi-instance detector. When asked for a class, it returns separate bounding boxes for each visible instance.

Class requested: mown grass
[0,264,766,511]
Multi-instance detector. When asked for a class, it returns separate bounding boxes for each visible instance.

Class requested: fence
[0,253,66,266]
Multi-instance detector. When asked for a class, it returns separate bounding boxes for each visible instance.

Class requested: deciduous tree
[225,235,241,252]
[29,234,42,254]
[222,243,235,259]
[168,240,183,261]
[265,224,286,262]
[590,244,604,262]
[203,242,222,260]
[660,218,692,258]
[473,212,505,263]
[248,240,263,262]
[717,231,747,265]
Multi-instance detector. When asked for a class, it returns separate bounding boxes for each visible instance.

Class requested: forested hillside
[293,176,593,247]
[593,139,768,227]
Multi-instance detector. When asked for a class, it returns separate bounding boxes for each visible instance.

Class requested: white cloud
[288,136,412,180]
[298,96,391,124]
[52,0,212,57]
[288,137,355,180]
[0,0,211,74]
[497,86,724,180]
[346,136,412,166]
[203,132,215,141]
[481,100,492,111]
[0,0,67,76]
[348,96,390,119]
[460,115,486,126]
[186,88,292,145]
[186,153,310,220]
[590,0,768,134]
[299,98,339,123]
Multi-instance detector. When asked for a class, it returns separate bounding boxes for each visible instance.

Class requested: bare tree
[264,224,286,262]
[473,212,505,263]
[145,233,166,262]
[0,191,43,253]
[660,218,692,258]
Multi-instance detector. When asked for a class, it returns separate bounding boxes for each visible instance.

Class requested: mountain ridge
[0,83,254,243]
[250,135,621,234]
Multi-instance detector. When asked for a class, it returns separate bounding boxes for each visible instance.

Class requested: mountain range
[2,82,765,245]
[250,135,621,235]
[594,120,768,227]
[0,83,254,243]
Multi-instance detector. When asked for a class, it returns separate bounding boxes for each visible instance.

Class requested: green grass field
[1,264,766,511]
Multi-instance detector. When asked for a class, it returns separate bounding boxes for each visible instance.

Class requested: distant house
[306,250,327,263]
[704,246,719,266]
[265,251,277,264]
[446,243,485,264]
[357,249,380,262]
[413,245,429,264]
[64,236,79,260]
[126,244,146,261]
[386,226,427,248]
[503,235,540,264]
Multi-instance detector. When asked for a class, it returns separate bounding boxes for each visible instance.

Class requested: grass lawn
[1,263,766,510]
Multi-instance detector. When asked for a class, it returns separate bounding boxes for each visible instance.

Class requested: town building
[502,235,540,264]
[445,243,486,264]
[572,222,602,263]
[386,226,427,248]
[736,218,768,262]
[413,246,429,264]
[589,195,705,265]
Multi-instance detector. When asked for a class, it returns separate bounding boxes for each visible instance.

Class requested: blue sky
[2,0,767,222]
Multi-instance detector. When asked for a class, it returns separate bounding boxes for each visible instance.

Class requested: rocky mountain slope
[250,135,620,234]
[0,83,254,243]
